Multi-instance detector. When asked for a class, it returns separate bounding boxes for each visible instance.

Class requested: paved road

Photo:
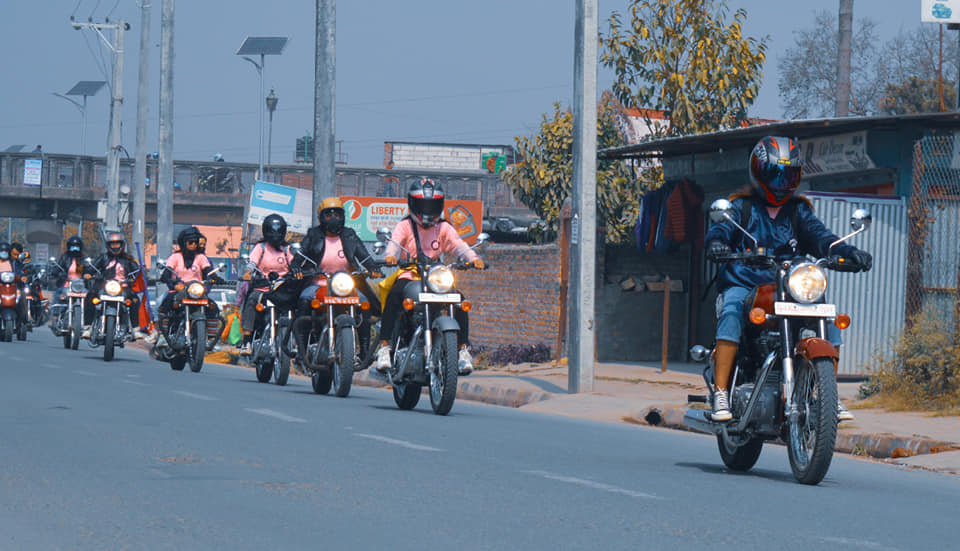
[1,331,958,550]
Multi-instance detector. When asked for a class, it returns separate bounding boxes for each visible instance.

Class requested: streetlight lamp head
[266,89,278,113]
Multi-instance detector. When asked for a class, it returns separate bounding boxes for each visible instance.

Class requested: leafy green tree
[601,0,767,137]
[879,76,957,115]
[504,92,643,245]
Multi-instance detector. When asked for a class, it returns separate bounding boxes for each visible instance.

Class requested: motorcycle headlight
[787,262,828,304]
[0,272,13,284]
[70,279,86,293]
[105,280,123,296]
[187,282,206,299]
[329,272,355,297]
[426,266,456,294]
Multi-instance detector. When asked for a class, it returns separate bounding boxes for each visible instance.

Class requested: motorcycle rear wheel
[788,357,838,485]
[16,320,27,341]
[189,319,206,373]
[312,369,332,394]
[1,321,11,342]
[393,381,422,410]
[717,435,764,471]
[429,330,459,415]
[170,355,187,371]
[103,315,116,361]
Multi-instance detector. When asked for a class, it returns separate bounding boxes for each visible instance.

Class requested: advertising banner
[341,196,483,244]
[922,0,960,23]
[247,180,313,233]
[799,131,875,176]
[23,159,42,186]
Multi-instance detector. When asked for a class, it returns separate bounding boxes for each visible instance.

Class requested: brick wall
[456,243,562,357]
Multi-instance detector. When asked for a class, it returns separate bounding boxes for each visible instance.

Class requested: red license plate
[182,298,209,305]
[324,296,360,305]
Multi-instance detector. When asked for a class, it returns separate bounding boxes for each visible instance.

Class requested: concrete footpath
[195,345,960,475]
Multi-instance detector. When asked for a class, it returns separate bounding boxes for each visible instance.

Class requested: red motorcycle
[0,271,26,342]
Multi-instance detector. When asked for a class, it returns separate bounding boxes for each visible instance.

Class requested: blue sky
[0,1,926,166]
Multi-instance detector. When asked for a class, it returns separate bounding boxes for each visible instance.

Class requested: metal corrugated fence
[808,193,907,377]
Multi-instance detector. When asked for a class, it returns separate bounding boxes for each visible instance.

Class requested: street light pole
[52,81,106,156]
[266,88,278,168]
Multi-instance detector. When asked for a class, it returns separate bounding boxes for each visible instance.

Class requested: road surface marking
[123,380,150,387]
[244,408,307,423]
[818,537,902,551]
[173,390,217,401]
[524,470,661,500]
[125,374,142,378]
[74,370,100,377]
[354,433,443,452]
[43,363,63,369]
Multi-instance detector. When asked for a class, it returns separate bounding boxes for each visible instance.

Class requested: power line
[88,0,102,19]
[106,0,121,19]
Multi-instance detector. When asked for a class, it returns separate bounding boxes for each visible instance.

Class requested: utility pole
[157,0,175,262]
[70,17,130,229]
[314,0,336,214]
[133,1,151,252]
[835,0,853,117]
[569,0,597,393]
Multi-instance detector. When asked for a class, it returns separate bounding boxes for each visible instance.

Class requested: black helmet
[105,231,126,257]
[0,242,10,261]
[749,136,803,206]
[407,178,445,227]
[66,236,84,257]
[262,214,288,247]
[177,226,202,253]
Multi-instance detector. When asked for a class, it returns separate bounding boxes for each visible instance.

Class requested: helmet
[66,235,83,257]
[105,232,126,257]
[407,178,444,227]
[177,226,202,254]
[749,136,803,206]
[0,242,9,261]
[318,196,345,235]
[262,214,288,246]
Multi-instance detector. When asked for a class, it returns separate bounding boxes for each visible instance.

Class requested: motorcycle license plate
[67,292,86,298]
[324,296,360,305]
[99,295,124,302]
[182,298,209,305]
[773,302,836,317]
[419,292,461,303]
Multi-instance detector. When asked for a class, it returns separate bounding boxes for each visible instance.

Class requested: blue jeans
[715,286,842,346]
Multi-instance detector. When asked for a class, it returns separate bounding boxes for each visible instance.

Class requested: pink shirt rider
[105,259,125,281]
[0,259,13,273]
[385,218,478,281]
[165,252,211,284]
[64,258,81,287]
[249,242,292,291]
[314,236,351,286]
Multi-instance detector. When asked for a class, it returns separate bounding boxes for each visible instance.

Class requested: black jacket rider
[289,225,379,314]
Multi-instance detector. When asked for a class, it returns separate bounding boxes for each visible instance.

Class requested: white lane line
[173,390,217,401]
[74,370,101,377]
[524,470,661,500]
[245,408,307,423]
[43,363,63,369]
[354,433,443,452]
[125,374,142,378]
[817,537,903,551]
[123,380,150,387]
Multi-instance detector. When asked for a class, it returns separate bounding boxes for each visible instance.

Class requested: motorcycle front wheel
[189,319,206,373]
[273,327,290,386]
[16,319,27,341]
[787,357,838,485]
[332,328,356,397]
[71,304,82,350]
[103,315,116,361]
[429,330,459,415]
[1,320,11,342]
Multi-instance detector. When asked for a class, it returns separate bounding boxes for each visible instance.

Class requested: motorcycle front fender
[795,337,838,362]
[333,313,357,331]
[431,315,460,334]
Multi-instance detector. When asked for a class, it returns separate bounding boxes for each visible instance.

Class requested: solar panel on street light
[66,81,106,97]
[236,36,288,56]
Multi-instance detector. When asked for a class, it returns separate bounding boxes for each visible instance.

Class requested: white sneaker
[133,329,148,340]
[374,345,391,373]
[457,347,474,375]
[81,326,92,339]
[712,389,732,421]
[239,342,253,356]
[838,399,855,422]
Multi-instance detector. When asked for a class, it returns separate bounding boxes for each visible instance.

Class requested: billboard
[23,159,42,186]
[341,196,483,244]
[247,180,313,233]
[922,0,960,23]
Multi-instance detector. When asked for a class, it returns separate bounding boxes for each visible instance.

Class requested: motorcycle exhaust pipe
[683,408,719,435]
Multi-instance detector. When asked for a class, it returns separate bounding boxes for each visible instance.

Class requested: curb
[351,370,551,407]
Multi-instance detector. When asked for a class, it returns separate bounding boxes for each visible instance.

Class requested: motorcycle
[156,262,226,373]
[0,270,26,342]
[372,229,488,415]
[684,199,872,485]
[23,265,49,330]
[85,263,140,362]
[48,260,88,350]
[285,243,375,397]
[242,260,295,386]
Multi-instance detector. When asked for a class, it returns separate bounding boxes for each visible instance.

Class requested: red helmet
[749,136,803,206]
[407,178,444,227]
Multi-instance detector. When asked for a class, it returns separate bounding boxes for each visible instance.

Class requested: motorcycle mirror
[18,253,28,261]
[850,208,872,232]
[476,232,490,245]
[217,262,227,271]
[689,345,711,363]
[376,227,392,243]
[373,242,386,255]
[709,199,735,224]
[289,242,302,252]
[240,253,250,262]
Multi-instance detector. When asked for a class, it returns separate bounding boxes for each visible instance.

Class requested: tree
[504,92,643,245]
[601,0,767,137]
[879,76,957,115]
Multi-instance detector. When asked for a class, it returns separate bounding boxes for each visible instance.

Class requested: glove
[472,259,485,270]
[289,265,303,280]
[838,248,873,272]
[369,269,384,279]
[384,256,398,266]
[705,240,732,262]
[241,270,252,281]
